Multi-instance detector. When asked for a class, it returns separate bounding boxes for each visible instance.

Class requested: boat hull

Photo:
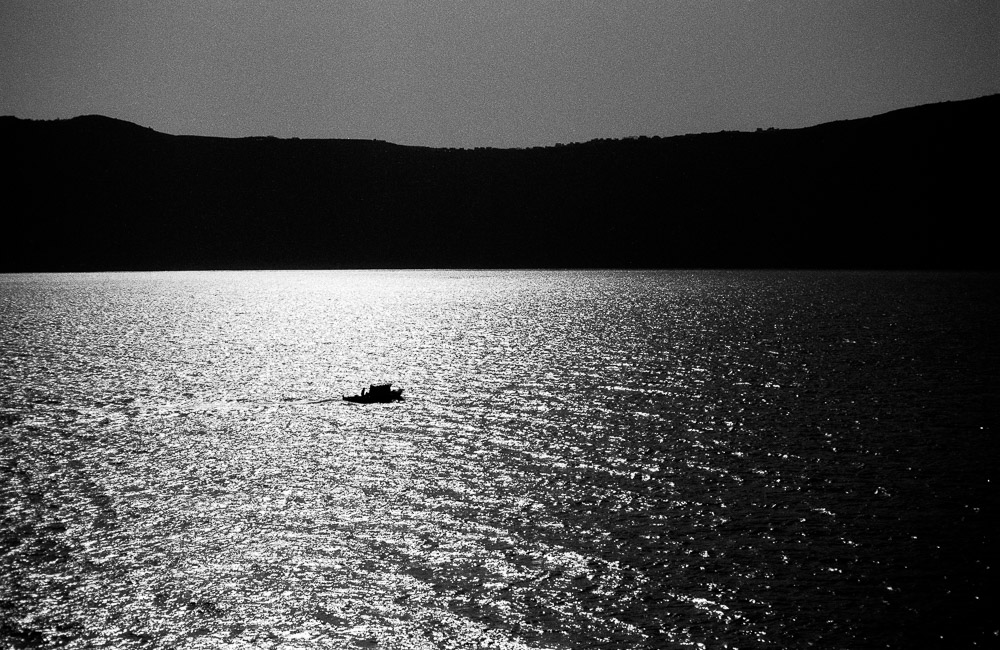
[342,390,404,404]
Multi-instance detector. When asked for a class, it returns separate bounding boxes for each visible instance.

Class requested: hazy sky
[2,1,997,148]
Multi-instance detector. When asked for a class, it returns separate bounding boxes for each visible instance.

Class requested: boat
[343,383,404,404]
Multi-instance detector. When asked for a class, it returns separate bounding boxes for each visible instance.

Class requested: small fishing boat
[343,383,404,404]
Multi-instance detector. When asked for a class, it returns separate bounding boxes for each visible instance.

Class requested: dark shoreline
[3,94,997,272]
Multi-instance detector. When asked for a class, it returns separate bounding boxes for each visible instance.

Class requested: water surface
[1,270,997,648]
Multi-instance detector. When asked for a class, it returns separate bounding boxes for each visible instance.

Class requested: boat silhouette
[343,383,404,404]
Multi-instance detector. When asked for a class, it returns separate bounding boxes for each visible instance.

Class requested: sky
[2,1,997,149]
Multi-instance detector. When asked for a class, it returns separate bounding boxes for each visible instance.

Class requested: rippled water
[1,270,997,648]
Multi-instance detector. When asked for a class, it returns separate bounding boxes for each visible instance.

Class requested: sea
[1,270,996,649]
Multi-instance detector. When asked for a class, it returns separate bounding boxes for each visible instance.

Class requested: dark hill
[2,95,997,271]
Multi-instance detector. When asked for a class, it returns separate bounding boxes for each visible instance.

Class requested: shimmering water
[1,270,997,649]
